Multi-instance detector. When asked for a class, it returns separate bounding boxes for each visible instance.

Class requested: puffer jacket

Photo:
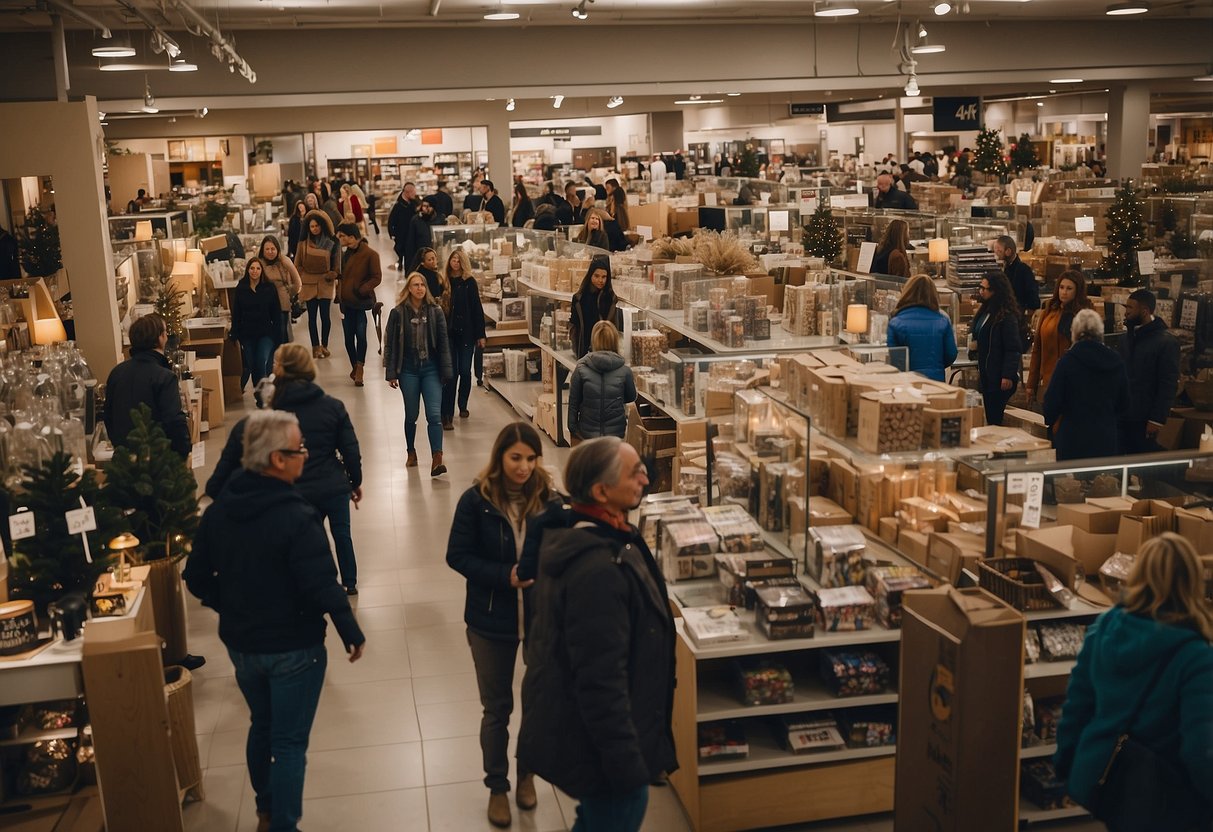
[1118,316,1181,425]
[1042,339,1129,460]
[384,300,452,382]
[887,305,958,382]
[971,309,1023,393]
[567,351,636,439]
[518,516,678,799]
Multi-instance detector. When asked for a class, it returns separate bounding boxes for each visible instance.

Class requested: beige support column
[485,110,512,185]
[1105,82,1150,182]
[0,97,122,376]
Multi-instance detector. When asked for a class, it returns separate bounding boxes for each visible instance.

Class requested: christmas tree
[7,452,123,612]
[153,269,188,347]
[16,207,61,277]
[735,143,761,178]
[1096,180,1148,285]
[804,200,842,264]
[101,405,199,563]
[1009,133,1039,173]
[972,127,1008,178]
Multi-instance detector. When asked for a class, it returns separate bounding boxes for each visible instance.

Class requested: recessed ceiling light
[674,98,725,104]
[483,8,520,20]
[727,92,741,96]
[815,2,859,17]
[933,2,951,15]
[169,58,198,72]
[1050,78,1084,84]
[1106,2,1148,13]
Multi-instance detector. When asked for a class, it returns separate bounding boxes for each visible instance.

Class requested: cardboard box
[922,407,972,449]
[191,357,224,427]
[200,233,229,254]
[1056,497,1134,535]
[1115,499,1178,555]
[857,391,925,454]
[897,588,1024,832]
[807,496,853,526]
[828,458,860,518]
[1172,408,1213,449]
[927,532,985,584]
[1176,506,1213,553]
[878,515,899,545]
[898,529,930,566]
[1016,525,1117,585]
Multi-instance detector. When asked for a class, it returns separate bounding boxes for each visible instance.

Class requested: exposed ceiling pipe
[171,0,257,84]
[115,0,181,57]
[428,0,442,15]
[42,0,112,38]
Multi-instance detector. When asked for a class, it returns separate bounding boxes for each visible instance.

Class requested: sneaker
[179,654,207,671]
[345,586,358,596]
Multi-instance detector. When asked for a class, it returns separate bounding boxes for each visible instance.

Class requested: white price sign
[492,256,511,276]
[9,511,35,541]
[1006,473,1028,495]
[65,506,97,536]
[1136,250,1155,275]
[769,210,790,232]
[636,225,653,241]
[857,242,878,274]
[192,442,206,470]
[1180,299,1199,330]
[1015,190,1032,206]
[1075,216,1095,233]
[703,192,718,207]
[1020,473,1046,529]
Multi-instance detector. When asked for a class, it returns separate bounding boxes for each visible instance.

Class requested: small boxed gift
[814,586,876,632]
[734,659,794,706]
[807,524,867,587]
[839,707,896,748]
[703,505,764,553]
[715,553,797,607]
[698,721,749,760]
[738,576,803,611]
[660,516,719,579]
[866,565,933,629]
[779,715,846,754]
[754,584,815,641]
[681,606,749,647]
[819,649,891,697]
[1098,552,1135,598]
[1035,696,1065,743]
[1021,760,1072,811]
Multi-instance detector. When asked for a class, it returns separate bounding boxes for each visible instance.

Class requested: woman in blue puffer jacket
[567,320,637,441]
[886,274,958,381]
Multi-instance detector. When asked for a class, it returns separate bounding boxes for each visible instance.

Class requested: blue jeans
[228,644,327,832]
[306,298,331,348]
[401,360,443,453]
[311,492,357,589]
[240,336,275,388]
[572,786,649,832]
[276,310,292,346]
[341,306,368,366]
[442,336,477,420]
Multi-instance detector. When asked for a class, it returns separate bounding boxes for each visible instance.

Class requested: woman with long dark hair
[1028,269,1093,404]
[969,270,1023,426]
[412,246,446,303]
[258,235,302,346]
[568,256,618,359]
[441,249,485,428]
[294,211,339,360]
[871,218,911,278]
[230,256,279,396]
[287,199,308,259]
[509,182,534,228]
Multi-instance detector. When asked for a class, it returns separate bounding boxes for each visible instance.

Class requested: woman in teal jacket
[1055,532,1213,826]
[886,274,958,381]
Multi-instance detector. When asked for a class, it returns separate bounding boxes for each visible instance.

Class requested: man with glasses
[185,410,365,832]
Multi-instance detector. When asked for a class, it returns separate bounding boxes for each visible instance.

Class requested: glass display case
[699,177,789,206]
[697,204,801,241]
[107,210,193,242]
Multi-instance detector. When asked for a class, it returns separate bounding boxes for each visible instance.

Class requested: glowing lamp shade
[185,248,206,266]
[32,317,67,346]
[171,238,188,261]
[845,304,869,335]
[134,220,153,240]
[170,261,201,294]
[928,238,950,263]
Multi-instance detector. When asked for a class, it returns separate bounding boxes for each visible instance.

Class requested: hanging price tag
[1075,216,1095,233]
[1021,473,1046,529]
[1136,250,1155,275]
[857,242,878,274]
[65,506,97,536]
[192,442,206,470]
[769,210,790,232]
[1015,190,1032,206]
[9,511,35,541]
[703,192,718,207]
[1180,299,1199,330]
[1006,473,1028,495]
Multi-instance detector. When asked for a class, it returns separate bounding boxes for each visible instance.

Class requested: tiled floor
[180,232,1103,832]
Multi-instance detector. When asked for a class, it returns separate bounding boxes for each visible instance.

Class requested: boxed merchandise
[898,530,930,565]
[927,531,985,585]
[1036,621,1086,661]
[1174,506,1213,552]
[638,496,698,551]
[703,504,764,553]
[1115,499,1178,555]
[1021,761,1072,811]
[482,352,505,378]
[1098,552,1135,597]
[814,586,876,631]
[1016,525,1118,585]
[807,495,853,527]
[660,517,719,582]
[734,659,794,706]
[779,715,846,754]
[827,458,860,518]
[922,407,971,449]
[502,349,529,382]
[758,462,789,532]
[754,584,816,640]
[681,606,748,647]
[819,649,891,697]
[697,720,748,760]
[839,707,896,748]
[866,565,933,629]
[897,588,1025,832]
[806,524,867,587]
[716,553,797,608]
[858,391,925,454]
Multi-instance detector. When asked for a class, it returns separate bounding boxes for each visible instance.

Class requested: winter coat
[1118,316,1181,425]
[475,193,506,224]
[518,516,678,799]
[103,349,191,457]
[1028,305,1083,398]
[388,198,416,243]
[446,276,486,342]
[230,276,280,342]
[1055,607,1213,811]
[294,211,339,302]
[429,190,454,220]
[873,188,917,210]
[261,257,302,313]
[568,351,637,439]
[403,214,444,274]
[337,240,382,311]
[971,309,1022,393]
[1004,257,1041,312]
[569,289,618,359]
[1042,340,1129,460]
[446,487,563,642]
[287,213,305,258]
[184,470,365,654]
[871,248,910,279]
[384,300,453,382]
[887,305,958,382]
[510,199,534,228]
[205,379,362,504]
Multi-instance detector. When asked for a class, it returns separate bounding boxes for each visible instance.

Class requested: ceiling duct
[42,0,112,37]
[171,0,256,84]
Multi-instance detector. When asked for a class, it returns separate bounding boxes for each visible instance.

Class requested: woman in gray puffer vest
[567,320,636,441]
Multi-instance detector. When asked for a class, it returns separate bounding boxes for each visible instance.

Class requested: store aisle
[179,232,1101,832]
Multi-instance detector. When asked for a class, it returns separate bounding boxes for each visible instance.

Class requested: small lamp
[134,220,153,241]
[185,248,205,266]
[928,238,949,263]
[171,238,188,261]
[31,317,67,345]
[843,303,869,343]
[108,532,141,585]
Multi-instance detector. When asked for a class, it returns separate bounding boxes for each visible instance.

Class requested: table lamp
[843,303,868,344]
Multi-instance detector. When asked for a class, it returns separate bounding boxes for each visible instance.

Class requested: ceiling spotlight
[572,0,591,19]
[142,78,158,114]
[483,7,520,19]
[92,34,136,58]
[506,98,516,111]
[195,107,208,118]
[933,2,951,14]
[98,111,106,120]
[607,96,623,108]
[904,75,921,97]
[1050,77,1084,83]
[815,2,860,16]
[1037,101,1044,107]
[169,58,198,72]
[1106,2,1149,13]
[918,23,928,37]
[727,92,741,96]
[552,95,565,109]
[911,32,946,54]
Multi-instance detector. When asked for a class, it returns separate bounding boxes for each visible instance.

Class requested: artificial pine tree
[101,405,199,563]
[1096,180,1148,286]
[804,201,842,265]
[7,452,122,612]
[153,268,188,347]
[16,207,62,277]
[972,127,1008,178]
[735,143,761,178]
[1009,133,1039,173]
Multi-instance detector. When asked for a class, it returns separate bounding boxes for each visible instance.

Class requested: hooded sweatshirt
[1055,607,1213,809]
[567,350,636,439]
[1042,339,1129,460]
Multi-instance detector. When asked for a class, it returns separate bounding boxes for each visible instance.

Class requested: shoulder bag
[1088,632,1210,831]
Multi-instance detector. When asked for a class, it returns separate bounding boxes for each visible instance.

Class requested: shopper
[430,179,454,220]
[230,257,280,399]
[532,204,558,231]
[886,273,958,381]
[1118,289,1181,454]
[384,271,453,476]
[1055,532,1213,829]
[293,211,339,360]
[475,179,507,225]
[1041,309,1129,460]
[969,271,1023,426]
[873,173,918,210]
[509,182,534,228]
[286,200,307,259]
[993,235,1041,328]
[607,186,631,231]
[335,222,382,387]
[446,422,560,828]
[185,410,365,832]
[576,210,611,250]
[871,218,911,278]
[1027,270,1093,403]
[388,184,419,270]
[320,184,342,228]
[104,312,191,458]
[441,249,485,428]
[258,235,302,346]
[302,192,320,214]
[568,256,618,359]
[404,199,444,278]
[339,183,366,236]
[361,185,380,235]
[565,182,583,223]
[568,321,636,441]
[518,437,676,832]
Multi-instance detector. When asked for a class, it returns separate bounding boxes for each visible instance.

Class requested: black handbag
[1088,633,1211,831]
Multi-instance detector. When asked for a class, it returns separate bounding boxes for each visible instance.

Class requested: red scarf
[571,502,630,532]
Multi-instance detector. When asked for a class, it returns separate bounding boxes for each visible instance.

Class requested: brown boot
[353,362,364,387]
[516,774,537,810]
[349,365,357,380]
[312,345,322,359]
[487,792,511,828]
[431,451,447,477]
[406,450,418,467]
[320,345,330,358]
[256,811,271,832]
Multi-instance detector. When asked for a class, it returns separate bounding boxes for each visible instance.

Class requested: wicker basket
[978,558,1056,611]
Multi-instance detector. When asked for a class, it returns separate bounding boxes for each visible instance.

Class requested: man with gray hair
[994,234,1041,325]
[519,437,676,832]
[185,410,364,832]
[1042,308,1129,460]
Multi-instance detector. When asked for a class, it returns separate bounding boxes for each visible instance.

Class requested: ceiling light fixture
[674,98,725,104]
[607,96,623,108]
[911,29,946,54]
[815,2,860,16]
[552,95,564,108]
[196,107,208,117]
[1037,101,1044,107]
[142,77,159,114]
[571,0,592,19]
[98,60,154,71]
[904,75,921,97]
[933,2,951,14]
[506,98,516,111]
[1050,77,1084,83]
[169,57,198,72]
[92,34,136,58]
[1105,2,1149,13]
[918,23,928,37]
[727,92,741,96]
[484,6,520,19]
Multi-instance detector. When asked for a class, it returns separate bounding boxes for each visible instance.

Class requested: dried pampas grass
[692,229,759,275]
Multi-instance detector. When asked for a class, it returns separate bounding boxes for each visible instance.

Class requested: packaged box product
[755,584,816,640]
[681,606,748,647]
[814,586,876,631]
[715,553,796,608]
[1098,551,1135,598]
[878,516,899,545]
[1021,760,1072,811]
[1016,524,1118,584]
[1114,499,1176,555]
[896,588,1025,832]
[702,504,764,553]
[697,720,748,760]
[780,715,847,754]
[819,649,891,697]
[839,707,896,748]
[922,407,972,449]
[807,524,867,587]
[927,531,985,585]
[827,458,860,518]
[734,659,794,706]
[1056,497,1135,534]
[898,529,930,566]
[1175,506,1213,553]
[806,496,853,527]
[867,565,933,629]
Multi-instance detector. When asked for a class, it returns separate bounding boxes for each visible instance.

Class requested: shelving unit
[484,377,538,419]
[644,308,835,355]
[433,152,473,183]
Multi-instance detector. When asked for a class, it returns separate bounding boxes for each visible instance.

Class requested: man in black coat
[387,183,419,270]
[103,313,191,458]
[474,180,506,224]
[994,235,1041,328]
[403,198,445,272]
[873,173,918,210]
[519,437,677,832]
[1118,289,1181,453]
[430,180,454,220]
[184,410,364,832]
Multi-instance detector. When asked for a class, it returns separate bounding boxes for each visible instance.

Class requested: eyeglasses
[278,443,308,457]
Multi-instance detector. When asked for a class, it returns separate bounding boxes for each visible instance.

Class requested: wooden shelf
[699,732,895,776]
[698,676,896,722]
[0,724,79,747]
[485,377,538,419]
[1023,659,1076,679]
[1018,797,1087,824]
[1019,743,1058,760]
[677,616,901,660]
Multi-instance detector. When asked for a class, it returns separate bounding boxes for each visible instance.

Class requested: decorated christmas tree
[7,452,123,612]
[1009,133,1039,173]
[16,207,61,277]
[972,127,1008,178]
[101,405,199,563]
[1095,180,1148,285]
[153,268,188,347]
[804,200,842,264]
[735,143,761,178]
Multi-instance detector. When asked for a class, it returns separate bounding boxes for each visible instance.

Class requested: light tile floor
[180,232,1102,832]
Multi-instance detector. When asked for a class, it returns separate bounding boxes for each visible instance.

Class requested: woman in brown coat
[335,222,382,386]
[1027,269,1093,404]
[258,235,303,345]
[294,211,339,359]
